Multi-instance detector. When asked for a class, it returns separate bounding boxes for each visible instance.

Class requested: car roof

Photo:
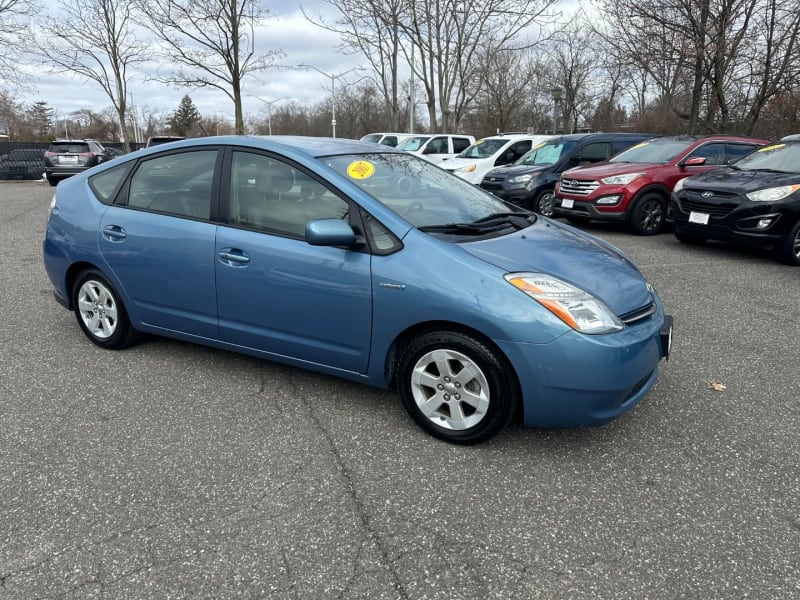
[155,135,403,159]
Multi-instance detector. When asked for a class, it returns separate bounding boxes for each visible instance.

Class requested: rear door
[98,148,221,338]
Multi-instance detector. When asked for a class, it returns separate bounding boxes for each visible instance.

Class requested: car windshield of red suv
[609,139,694,164]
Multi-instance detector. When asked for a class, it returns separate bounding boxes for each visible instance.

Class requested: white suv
[396,134,476,164]
[360,132,415,147]
[441,133,552,184]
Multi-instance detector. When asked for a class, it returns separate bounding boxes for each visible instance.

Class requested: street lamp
[300,64,356,138]
[248,95,289,135]
[551,87,562,135]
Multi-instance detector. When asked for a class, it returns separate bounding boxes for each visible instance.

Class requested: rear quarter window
[89,163,134,204]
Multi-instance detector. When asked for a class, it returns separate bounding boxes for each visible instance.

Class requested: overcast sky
[23,1,364,124]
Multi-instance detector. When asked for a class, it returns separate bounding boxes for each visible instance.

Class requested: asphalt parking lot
[1,180,798,599]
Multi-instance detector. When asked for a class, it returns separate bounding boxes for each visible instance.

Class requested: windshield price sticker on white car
[689,211,710,225]
[561,198,574,209]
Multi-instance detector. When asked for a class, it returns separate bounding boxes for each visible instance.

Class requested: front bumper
[497,308,672,428]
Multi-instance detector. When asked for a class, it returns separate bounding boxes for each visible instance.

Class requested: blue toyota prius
[43,136,673,444]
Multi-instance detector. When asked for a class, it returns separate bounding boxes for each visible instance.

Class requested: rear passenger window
[576,142,610,163]
[725,144,760,163]
[127,150,216,219]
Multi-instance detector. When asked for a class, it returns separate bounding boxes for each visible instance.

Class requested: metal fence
[0,142,143,180]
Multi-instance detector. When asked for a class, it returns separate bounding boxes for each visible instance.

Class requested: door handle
[102,225,126,241]
[218,248,250,266]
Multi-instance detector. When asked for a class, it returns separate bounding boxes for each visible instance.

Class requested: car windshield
[609,139,694,164]
[457,138,508,159]
[322,152,530,233]
[397,136,431,151]
[360,134,382,143]
[517,141,576,166]
[730,142,800,174]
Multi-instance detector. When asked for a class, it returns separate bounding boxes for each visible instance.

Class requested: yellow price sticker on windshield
[757,144,784,152]
[629,142,649,150]
[347,160,375,179]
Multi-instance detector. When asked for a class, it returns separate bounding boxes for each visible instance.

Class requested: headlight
[508,173,534,185]
[454,164,476,174]
[601,172,644,185]
[746,184,800,202]
[673,177,688,193]
[505,273,624,334]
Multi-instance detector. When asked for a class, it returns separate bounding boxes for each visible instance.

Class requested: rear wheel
[629,193,666,235]
[396,331,518,444]
[775,220,800,266]
[533,189,555,217]
[675,230,708,245]
[72,270,137,349]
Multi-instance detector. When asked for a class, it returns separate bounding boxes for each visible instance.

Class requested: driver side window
[229,151,349,237]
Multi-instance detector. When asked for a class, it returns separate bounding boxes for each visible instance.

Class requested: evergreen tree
[29,101,54,141]
[169,95,200,137]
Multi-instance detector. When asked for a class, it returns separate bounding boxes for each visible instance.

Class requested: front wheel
[629,193,666,235]
[396,331,518,444]
[533,190,555,217]
[72,270,137,349]
[775,220,800,266]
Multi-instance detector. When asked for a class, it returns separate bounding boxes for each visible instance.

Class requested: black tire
[775,219,800,266]
[47,177,58,187]
[396,331,518,444]
[566,215,591,226]
[628,193,666,235]
[72,270,137,349]
[675,230,708,245]
[533,189,556,217]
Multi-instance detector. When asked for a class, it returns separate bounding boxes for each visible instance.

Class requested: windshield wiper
[418,212,535,235]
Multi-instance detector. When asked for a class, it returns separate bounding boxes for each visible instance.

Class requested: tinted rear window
[49,143,90,153]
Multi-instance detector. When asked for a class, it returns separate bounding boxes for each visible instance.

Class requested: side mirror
[682,156,707,167]
[305,218,356,247]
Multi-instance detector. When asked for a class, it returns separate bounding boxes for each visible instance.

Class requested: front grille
[677,190,742,217]
[480,180,503,192]
[620,302,655,325]
[559,178,599,196]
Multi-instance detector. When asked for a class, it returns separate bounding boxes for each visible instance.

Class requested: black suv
[479,132,655,215]
[670,139,800,265]
[44,139,111,186]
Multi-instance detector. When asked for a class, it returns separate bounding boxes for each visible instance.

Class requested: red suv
[553,135,770,234]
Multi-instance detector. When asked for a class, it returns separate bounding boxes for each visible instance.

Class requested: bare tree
[0,0,39,89]
[596,0,800,134]
[304,0,407,131]
[36,0,150,151]
[402,0,559,132]
[136,0,282,135]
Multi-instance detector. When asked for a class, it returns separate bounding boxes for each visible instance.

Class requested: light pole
[300,64,356,138]
[248,95,289,135]
[551,87,562,135]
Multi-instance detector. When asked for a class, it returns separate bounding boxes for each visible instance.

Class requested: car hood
[484,165,546,179]
[565,161,662,179]
[461,218,653,316]
[441,156,487,170]
[684,167,800,192]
